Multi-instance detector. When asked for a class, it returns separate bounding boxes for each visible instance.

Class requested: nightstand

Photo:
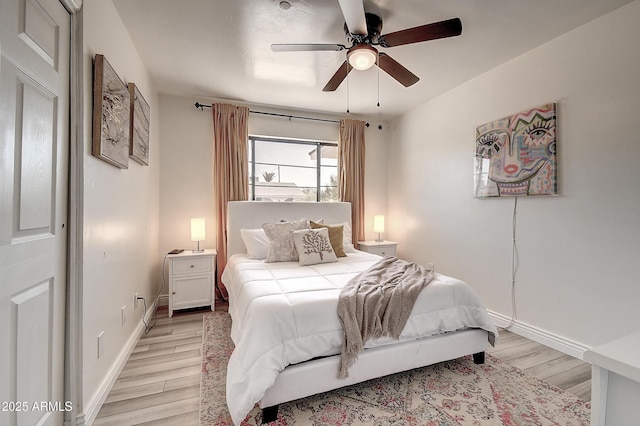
[357,240,398,257]
[167,249,216,317]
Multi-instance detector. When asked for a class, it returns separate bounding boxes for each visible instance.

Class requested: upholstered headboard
[226,201,352,259]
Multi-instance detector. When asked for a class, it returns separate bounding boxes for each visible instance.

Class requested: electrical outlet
[134,293,139,309]
[121,305,126,326]
[97,331,104,359]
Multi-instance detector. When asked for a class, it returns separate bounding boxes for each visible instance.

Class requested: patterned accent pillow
[309,221,346,257]
[292,228,338,266]
[262,218,309,262]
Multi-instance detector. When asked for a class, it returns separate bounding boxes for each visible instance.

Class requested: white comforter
[222,251,498,425]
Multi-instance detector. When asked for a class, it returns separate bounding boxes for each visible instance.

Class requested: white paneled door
[0,0,70,425]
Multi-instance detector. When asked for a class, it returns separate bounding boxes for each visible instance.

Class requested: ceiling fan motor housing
[345,12,383,45]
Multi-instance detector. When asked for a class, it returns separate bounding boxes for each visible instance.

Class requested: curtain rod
[194,102,339,124]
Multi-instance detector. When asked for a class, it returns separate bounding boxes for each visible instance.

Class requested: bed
[221,201,498,424]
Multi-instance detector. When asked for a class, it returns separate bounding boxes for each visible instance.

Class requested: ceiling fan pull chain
[346,65,350,113]
[377,51,381,107]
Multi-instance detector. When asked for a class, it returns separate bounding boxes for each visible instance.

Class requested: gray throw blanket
[337,256,435,378]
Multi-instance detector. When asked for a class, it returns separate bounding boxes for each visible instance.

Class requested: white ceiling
[113,0,633,119]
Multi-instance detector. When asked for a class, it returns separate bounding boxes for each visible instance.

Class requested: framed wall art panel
[92,54,130,169]
[474,103,557,198]
[128,82,150,165]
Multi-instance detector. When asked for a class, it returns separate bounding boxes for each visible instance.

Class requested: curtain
[213,103,249,299]
[338,118,366,247]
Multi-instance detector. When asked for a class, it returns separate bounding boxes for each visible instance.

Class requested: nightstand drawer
[357,241,398,257]
[367,245,396,257]
[172,257,211,274]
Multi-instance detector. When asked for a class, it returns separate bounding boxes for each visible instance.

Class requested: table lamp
[373,215,385,242]
[190,218,205,252]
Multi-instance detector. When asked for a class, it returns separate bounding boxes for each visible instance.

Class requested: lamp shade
[347,44,377,71]
[373,215,385,233]
[190,218,205,241]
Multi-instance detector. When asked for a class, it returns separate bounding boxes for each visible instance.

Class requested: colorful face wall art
[474,103,557,198]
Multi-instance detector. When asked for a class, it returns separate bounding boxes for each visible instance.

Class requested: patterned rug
[200,312,590,425]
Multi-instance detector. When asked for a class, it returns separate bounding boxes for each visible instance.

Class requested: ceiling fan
[271,0,462,92]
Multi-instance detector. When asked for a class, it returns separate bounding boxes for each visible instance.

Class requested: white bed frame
[225,201,491,423]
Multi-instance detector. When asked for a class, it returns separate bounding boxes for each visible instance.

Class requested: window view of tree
[262,171,276,182]
[249,137,338,202]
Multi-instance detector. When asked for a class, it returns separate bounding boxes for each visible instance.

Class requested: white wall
[82,0,160,415]
[158,94,389,258]
[387,0,640,349]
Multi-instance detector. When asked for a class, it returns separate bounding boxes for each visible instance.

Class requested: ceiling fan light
[347,44,377,70]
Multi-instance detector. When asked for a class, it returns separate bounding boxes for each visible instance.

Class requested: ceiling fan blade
[377,53,419,87]
[322,61,353,92]
[379,18,462,48]
[337,0,367,35]
[272,43,346,52]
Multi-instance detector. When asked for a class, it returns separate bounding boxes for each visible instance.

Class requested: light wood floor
[94,305,591,425]
[488,328,592,401]
[94,306,210,425]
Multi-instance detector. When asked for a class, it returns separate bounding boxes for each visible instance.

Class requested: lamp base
[375,233,383,242]
[192,241,204,253]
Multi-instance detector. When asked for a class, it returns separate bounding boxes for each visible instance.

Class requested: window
[248,136,338,202]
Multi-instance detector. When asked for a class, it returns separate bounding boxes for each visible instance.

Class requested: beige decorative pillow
[292,228,338,266]
[262,218,309,262]
[310,220,346,257]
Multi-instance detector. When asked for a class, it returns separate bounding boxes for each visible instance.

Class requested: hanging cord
[141,297,154,334]
[140,253,170,334]
[505,197,519,329]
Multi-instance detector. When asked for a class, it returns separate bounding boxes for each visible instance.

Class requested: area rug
[200,312,590,425]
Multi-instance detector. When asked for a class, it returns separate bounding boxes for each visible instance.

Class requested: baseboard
[157,293,169,307]
[83,300,158,424]
[488,310,590,360]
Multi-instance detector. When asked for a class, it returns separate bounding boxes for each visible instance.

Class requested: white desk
[584,332,640,426]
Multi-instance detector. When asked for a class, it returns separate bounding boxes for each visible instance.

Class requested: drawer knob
[190,265,194,268]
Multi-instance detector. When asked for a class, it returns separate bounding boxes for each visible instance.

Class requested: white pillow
[240,228,270,260]
[292,228,338,266]
[341,221,356,252]
[263,218,309,262]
